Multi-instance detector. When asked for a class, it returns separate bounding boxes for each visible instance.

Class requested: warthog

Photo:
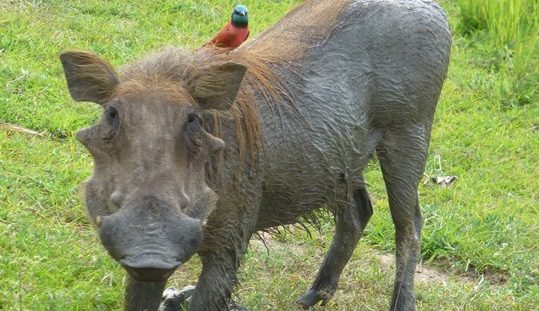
[60,0,450,310]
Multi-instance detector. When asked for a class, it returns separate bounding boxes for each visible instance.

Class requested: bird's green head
[231,4,248,27]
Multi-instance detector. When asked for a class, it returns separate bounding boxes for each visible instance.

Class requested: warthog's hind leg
[297,186,373,308]
[376,124,429,311]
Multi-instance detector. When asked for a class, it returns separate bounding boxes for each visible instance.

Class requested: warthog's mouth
[119,253,182,282]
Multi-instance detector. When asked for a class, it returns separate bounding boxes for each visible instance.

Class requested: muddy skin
[60,0,450,310]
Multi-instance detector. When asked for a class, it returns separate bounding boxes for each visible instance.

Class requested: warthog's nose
[120,255,181,282]
[98,195,203,282]
[123,266,177,282]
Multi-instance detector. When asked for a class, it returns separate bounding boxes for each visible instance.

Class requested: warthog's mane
[116,0,348,168]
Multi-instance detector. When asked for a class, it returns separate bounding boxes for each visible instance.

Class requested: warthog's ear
[188,61,247,111]
[60,51,119,105]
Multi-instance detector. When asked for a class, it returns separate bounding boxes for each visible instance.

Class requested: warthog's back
[254,0,451,228]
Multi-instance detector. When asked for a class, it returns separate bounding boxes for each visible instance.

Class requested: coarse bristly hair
[115,0,349,167]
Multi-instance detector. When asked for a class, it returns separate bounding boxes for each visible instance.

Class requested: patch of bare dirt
[376,253,457,284]
[375,253,510,286]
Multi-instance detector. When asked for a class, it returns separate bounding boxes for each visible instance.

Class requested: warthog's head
[60,50,246,282]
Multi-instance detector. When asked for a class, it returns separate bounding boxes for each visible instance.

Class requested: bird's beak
[238,11,246,16]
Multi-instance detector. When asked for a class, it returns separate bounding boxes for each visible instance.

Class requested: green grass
[1,0,538,310]
[456,0,539,107]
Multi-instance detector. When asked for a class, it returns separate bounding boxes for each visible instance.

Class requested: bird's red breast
[208,22,249,49]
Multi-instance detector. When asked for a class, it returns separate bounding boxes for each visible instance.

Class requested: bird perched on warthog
[204,4,250,49]
[59,0,451,310]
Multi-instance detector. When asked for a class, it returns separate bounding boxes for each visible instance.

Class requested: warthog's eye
[106,106,120,128]
[102,105,120,140]
[106,106,119,123]
[185,112,203,158]
[186,112,202,137]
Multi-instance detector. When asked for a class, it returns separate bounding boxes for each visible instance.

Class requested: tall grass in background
[457,0,539,106]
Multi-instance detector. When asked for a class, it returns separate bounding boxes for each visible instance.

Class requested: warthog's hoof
[158,285,248,311]
[158,285,195,311]
[228,301,249,311]
[296,288,334,309]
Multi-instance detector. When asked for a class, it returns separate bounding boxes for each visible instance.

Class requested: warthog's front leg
[185,249,248,311]
[124,275,167,311]
[186,196,258,311]
[297,186,373,308]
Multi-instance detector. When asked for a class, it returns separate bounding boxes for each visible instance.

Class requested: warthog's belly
[255,96,380,229]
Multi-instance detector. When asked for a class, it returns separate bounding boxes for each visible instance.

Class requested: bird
[205,4,250,49]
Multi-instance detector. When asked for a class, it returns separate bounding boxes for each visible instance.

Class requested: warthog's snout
[119,254,181,282]
[98,195,203,282]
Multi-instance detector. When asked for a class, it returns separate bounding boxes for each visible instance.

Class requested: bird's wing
[209,23,235,46]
